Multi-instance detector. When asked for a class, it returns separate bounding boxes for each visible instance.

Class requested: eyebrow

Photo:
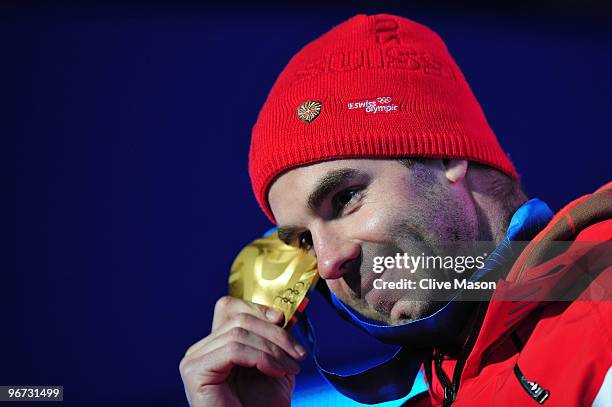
[307,168,359,212]
[277,168,361,245]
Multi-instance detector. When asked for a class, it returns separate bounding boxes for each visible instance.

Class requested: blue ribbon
[295,199,553,404]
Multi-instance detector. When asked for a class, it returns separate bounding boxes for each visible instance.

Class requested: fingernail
[294,343,307,358]
[266,308,281,321]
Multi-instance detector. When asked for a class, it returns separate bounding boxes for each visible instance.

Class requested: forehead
[267,158,388,223]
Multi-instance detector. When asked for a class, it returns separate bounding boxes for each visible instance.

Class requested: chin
[388,300,442,324]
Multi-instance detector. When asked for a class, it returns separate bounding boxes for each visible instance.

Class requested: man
[180,14,611,406]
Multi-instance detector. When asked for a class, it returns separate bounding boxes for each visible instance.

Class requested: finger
[199,327,301,374]
[183,296,289,360]
[188,313,306,360]
[212,296,284,331]
[182,342,293,389]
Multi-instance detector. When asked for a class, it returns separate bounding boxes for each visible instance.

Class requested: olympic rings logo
[376,96,392,104]
[273,282,305,307]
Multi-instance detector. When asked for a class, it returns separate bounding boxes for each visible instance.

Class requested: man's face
[268,158,480,325]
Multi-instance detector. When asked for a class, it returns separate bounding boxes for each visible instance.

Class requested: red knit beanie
[249,14,519,223]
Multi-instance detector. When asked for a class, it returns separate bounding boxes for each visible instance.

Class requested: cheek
[324,279,348,300]
[352,205,399,242]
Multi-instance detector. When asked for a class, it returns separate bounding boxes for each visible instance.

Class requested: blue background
[6,2,611,406]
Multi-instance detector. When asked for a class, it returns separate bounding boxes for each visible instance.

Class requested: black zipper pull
[435,351,456,406]
[514,363,550,404]
[442,385,457,407]
[434,303,488,406]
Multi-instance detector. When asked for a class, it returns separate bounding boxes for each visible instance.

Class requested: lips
[340,245,415,318]
[364,280,403,316]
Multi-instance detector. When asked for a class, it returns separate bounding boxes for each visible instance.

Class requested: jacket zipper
[434,350,457,406]
[435,350,469,407]
[434,303,487,406]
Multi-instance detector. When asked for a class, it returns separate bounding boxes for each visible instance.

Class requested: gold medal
[229,232,319,329]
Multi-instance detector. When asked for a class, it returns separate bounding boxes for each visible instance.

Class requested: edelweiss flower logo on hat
[297,101,321,123]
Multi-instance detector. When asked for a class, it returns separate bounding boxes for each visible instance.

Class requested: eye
[333,188,362,215]
[298,232,313,251]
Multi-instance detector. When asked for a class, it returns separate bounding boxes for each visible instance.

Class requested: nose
[311,224,361,280]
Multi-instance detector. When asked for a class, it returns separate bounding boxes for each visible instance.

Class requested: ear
[443,159,468,183]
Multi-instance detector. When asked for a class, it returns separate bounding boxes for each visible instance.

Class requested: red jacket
[412,183,612,406]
